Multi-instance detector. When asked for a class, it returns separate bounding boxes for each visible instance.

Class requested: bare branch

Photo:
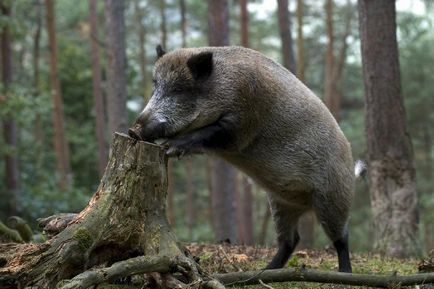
[213,267,434,288]
[259,279,275,289]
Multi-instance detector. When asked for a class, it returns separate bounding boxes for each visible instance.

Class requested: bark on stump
[0,133,207,289]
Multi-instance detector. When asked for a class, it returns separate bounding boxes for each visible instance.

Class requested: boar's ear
[187,51,213,80]
[156,45,166,59]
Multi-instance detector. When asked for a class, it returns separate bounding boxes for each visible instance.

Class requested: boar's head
[129,46,227,143]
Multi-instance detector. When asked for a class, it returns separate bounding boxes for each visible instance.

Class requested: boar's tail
[354,160,367,178]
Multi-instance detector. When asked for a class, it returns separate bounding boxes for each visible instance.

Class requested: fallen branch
[213,267,434,288]
[59,255,174,289]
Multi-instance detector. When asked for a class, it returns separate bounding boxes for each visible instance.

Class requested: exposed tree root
[59,255,174,289]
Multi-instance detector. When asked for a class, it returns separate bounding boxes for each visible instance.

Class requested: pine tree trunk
[208,0,229,47]
[324,0,352,123]
[324,0,338,120]
[277,0,296,73]
[0,134,201,288]
[210,158,237,242]
[186,158,195,239]
[297,211,315,249]
[33,0,44,148]
[160,0,167,49]
[358,0,421,257]
[296,0,305,82]
[104,0,128,136]
[180,0,187,48]
[45,0,72,190]
[134,0,148,99]
[89,0,108,177]
[239,0,248,47]
[422,125,433,250]
[1,1,19,216]
[259,207,271,245]
[241,176,254,245]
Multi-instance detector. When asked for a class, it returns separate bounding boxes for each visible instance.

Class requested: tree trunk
[160,0,167,49]
[241,176,254,245]
[134,0,148,99]
[423,125,432,180]
[277,0,296,73]
[324,0,338,120]
[186,158,195,239]
[0,134,212,288]
[89,0,108,177]
[1,2,19,217]
[423,125,433,251]
[297,211,315,249]
[210,158,237,243]
[258,206,271,245]
[207,0,237,243]
[45,0,72,190]
[208,0,229,47]
[33,0,44,149]
[296,0,304,82]
[324,0,352,123]
[358,0,421,257]
[104,0,128,136]
[180,0,187,48]
[239,0,248,47]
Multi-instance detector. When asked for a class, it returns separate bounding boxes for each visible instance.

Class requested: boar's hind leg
[266,230,300,269]
[266,198,303,269]
[333,229,352,273]
[313,194,352,273]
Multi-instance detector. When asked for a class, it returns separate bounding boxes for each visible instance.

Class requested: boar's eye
[171,86,184,93]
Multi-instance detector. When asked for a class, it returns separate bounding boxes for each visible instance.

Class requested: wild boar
[129,45,359,272]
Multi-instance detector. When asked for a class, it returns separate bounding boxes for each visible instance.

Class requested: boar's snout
[128,117,167,142]
[128,125,143,140]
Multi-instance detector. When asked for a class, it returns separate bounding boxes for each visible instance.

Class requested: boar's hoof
[128,128,142,140]
[163,139,194,159]
[165,144,187,159]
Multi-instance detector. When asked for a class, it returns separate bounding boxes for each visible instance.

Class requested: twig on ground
[259,278,275,289]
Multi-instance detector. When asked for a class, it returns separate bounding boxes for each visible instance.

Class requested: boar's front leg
[165,119,234,158]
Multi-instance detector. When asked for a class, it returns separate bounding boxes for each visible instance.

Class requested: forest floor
[183,243,428,289]
[89,242,432,288]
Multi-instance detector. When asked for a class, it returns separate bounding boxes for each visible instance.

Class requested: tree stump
[0,133,213,289]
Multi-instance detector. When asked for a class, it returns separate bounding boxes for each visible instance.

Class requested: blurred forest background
[0,0,432,257]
